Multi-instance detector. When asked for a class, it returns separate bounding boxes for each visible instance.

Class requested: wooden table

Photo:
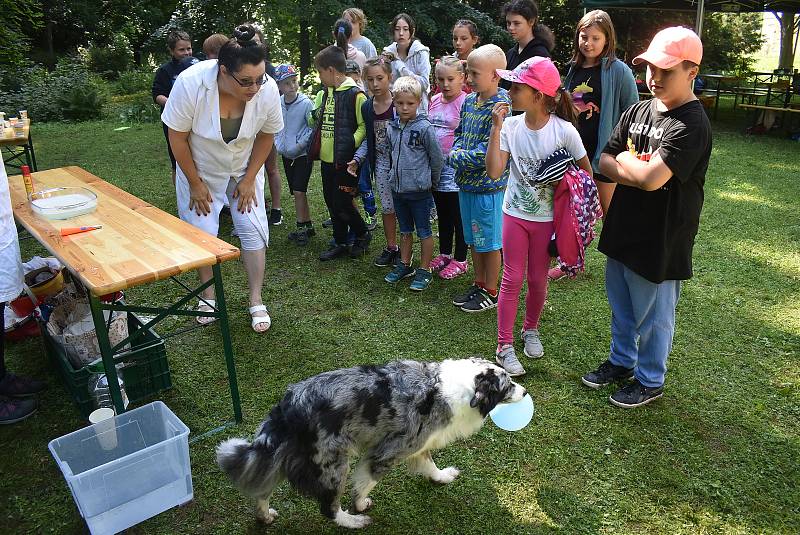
[1,118,37,171]
[699,74,740,119]
[9,166,244,428]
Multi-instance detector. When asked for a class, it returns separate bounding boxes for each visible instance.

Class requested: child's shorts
[392,191,433,240]
[282,155,313,193]
[459,189,504,252]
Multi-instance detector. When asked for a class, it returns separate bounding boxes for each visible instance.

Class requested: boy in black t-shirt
[581,27,712,408]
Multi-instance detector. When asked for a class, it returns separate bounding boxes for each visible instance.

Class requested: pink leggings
[497,214,553,346]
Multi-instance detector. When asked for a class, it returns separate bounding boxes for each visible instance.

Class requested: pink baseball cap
[633,26,703,69]
[496,56,561,97]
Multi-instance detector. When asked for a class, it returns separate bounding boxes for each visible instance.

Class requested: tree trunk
[778,11,797,70]
[299,18,310,83]
[45,21,55,68]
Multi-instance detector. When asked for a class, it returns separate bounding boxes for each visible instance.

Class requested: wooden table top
[9,166,240,296]
[0,118,30,147]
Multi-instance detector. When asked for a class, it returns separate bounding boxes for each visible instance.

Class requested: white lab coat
[161,60,284,248]
[0,152,24,303]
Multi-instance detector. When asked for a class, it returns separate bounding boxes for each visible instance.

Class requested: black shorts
[282,155,313,193]
[594,172,613,184]
[162,122,176,170]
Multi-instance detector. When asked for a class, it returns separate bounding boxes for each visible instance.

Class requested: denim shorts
[459,189,504,252]
[392,191,433,239]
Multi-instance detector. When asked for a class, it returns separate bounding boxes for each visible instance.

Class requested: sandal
[196,299,217,325]
[439,259,468,280]
[429,254,451,272]
[249,304,272,333]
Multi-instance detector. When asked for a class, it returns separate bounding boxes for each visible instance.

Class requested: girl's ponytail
[552,87,578,126]
[333,18,352,55]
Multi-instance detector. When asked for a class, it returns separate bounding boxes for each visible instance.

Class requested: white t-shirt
[500,113,586,222]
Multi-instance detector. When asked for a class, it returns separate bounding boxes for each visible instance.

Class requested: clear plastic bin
[48,401,193,535]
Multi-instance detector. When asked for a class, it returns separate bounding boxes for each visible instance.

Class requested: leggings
[497,214,553,346]
[433,190,467,261]
[321,162,367,245]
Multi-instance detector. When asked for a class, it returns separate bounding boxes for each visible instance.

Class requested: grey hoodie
[275,92,313,160]
[384,40,431,112]
[386,113,443,194]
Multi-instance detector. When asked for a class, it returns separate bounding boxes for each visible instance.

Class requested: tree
[0,0,42,87]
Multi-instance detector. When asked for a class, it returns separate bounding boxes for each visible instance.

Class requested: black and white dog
[216,358,526,529]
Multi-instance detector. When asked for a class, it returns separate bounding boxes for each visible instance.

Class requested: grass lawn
[1,101,798,534]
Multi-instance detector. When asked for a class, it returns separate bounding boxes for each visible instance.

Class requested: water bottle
[87,362,129,410]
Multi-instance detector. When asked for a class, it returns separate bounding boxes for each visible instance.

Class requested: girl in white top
[486,57,593,376]
[342,7,377,59]
[382,13,431,112]
[162,25,283,333]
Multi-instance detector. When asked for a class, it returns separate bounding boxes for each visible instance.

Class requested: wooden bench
[739,103,800,133]
[697,94,717,111]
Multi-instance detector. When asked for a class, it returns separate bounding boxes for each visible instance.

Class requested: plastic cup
[89,407,118,450]
[19,110,27,119]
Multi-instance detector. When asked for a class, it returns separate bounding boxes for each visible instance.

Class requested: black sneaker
[322,218,334,228]
[609,379,663,408]
[319,244,349,261]
[0,396,37,424]
[581,360,634,389]
[452,284,481,306]
[374,247,399,267]
[0,373,46,398]
[269,209,283,226]
[460,288,498,313]
[350,231,372,258]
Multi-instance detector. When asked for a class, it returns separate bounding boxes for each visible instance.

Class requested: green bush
[0,59,108,122]
[86,33,134,80]
[113,69,155,96]
[105,92,161,124]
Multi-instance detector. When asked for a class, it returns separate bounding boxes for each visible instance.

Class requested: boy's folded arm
[449,141,488,173]
[603,151,673,191]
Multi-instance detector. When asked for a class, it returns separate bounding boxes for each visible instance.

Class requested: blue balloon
[489,394,534,431]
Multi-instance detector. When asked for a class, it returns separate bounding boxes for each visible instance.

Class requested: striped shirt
[449,89,510,193]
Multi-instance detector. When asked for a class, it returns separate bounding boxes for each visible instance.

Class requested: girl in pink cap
[486,57,593,376]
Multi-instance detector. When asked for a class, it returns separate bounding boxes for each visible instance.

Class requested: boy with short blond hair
[582,27,712,408]
[449,44,510,313]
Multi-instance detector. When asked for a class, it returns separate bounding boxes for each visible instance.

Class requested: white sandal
[196,299,217,325]
[249,304,271,333]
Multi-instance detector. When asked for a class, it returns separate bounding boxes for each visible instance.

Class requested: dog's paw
[353,497,374,513]
[432,466,460,484]
[335,510,372,529]
[256,508,278,525]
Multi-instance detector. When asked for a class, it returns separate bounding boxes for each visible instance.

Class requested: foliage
[112,68,156,95]
[0,0,42,89]
[85,33,135,80]
[105,92,162,123]
[0,58,107,122]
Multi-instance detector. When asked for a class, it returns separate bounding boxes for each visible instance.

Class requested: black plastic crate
[41,312,172,418]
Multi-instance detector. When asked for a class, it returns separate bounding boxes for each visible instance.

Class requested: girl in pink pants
[486,57,593,376]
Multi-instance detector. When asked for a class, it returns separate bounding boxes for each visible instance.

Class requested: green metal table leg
[212,263,242,423]
[89,294,126,414]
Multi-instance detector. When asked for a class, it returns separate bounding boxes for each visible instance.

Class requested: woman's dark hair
[167,30,191,51]
[315,45,347,74]
[333,18,353,55]
[502,0,539,22]
[218,24,266,73]
[390,13,416,42]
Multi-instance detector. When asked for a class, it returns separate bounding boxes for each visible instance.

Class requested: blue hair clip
[337,26,345,36]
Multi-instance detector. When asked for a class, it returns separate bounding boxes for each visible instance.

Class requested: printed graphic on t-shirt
[374,118,389,158]
[321,92,336,143]
[626,120,667,164]
[506,157,553,215]
[572,80,599,119]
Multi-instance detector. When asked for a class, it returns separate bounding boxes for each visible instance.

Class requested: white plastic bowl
[30,187,97,220]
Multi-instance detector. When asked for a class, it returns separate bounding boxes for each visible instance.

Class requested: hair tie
[337,26,345,36]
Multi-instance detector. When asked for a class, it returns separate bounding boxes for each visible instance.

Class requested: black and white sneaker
[374,247,399,267]
[269,209,283,226]
[460,288,498,313]
[581,360,634,389]
[609,379,663,408]
[452,284,480,306]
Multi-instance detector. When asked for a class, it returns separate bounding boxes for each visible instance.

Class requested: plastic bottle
[21,165,34,198]
[87,361,129,411]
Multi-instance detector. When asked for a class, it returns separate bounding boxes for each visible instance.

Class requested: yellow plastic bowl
[26,268,65,298]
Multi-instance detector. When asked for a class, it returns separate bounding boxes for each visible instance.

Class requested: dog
[216,358,526,529]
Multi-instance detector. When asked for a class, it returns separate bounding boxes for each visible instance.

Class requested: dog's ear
[469,391,484,408]
[471,371,502,415]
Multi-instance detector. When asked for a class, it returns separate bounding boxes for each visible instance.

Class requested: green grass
[1,100,798,534]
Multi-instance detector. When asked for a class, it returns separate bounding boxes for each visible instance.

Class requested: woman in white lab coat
[0,153,45,424]
[162,25,284,332]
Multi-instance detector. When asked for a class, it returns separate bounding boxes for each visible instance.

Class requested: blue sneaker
[385,263,414,283]
[409,268,433,291]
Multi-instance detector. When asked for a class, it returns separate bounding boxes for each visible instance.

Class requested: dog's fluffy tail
[216,434,280,496]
